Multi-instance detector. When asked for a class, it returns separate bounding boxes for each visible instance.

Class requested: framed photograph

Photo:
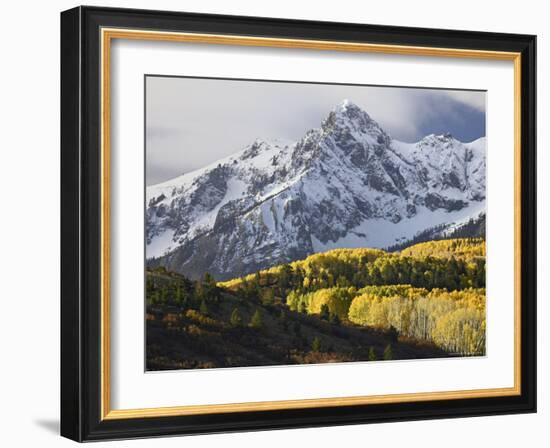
[60,6,536,441]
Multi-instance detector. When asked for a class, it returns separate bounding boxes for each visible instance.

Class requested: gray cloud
[146,76,485,185]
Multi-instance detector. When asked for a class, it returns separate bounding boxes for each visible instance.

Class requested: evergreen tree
[150,290,160,305]
[329,312,340,325]
[203,272,216,287]
[241,276,260,302]
[202,272,220,303]
[312,337,322,352]
[383,344,393,360]
[174,283,189,308]
[294,266,305,290]
[250,309,263,328]
[319,303,330,321]
[194,281,205,304]
[160,287,168,304]
[230,308,242,327]
[368,347,377,361]
[278,264,294,291]
[199,299,209,316]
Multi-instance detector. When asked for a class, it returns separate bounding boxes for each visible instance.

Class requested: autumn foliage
[220,238,486,356]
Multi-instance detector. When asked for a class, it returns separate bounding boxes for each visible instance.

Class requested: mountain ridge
[146,100,486,280]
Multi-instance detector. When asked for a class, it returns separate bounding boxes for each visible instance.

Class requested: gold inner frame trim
[100,27,522,421]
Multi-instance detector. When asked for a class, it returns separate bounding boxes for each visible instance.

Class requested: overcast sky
[146,76,486,185]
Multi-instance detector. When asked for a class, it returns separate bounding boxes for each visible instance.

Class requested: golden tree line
[220,239,486,356]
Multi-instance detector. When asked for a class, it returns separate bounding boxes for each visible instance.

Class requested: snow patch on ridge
[311,201,486,252]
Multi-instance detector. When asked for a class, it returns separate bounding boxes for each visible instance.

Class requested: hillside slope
[146,270,447,371]
[146,276,449,370]
[147,238,486,370]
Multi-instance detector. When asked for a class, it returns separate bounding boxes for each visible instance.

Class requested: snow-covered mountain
[146,100,486,280]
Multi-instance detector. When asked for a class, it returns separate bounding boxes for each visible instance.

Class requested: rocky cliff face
[146,100,486,280]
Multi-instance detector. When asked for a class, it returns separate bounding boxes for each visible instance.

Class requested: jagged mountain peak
[336,98,368,115]
[322,99,385,134]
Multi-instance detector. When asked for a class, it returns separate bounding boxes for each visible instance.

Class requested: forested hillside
[147,238,486,370]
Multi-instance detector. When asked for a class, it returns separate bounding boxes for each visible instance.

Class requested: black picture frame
[61,5,536,442]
